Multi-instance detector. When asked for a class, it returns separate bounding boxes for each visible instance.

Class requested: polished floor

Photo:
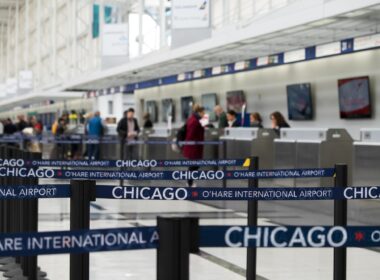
[0,176,379,279]
[0,177,376,280]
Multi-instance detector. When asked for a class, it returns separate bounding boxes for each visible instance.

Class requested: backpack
[171,124,187,153]
[176,123,187,142]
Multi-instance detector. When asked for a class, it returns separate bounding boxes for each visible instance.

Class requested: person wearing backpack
[182,104,205,187]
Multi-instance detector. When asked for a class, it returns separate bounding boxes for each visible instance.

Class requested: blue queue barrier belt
[0,225,380,257]
[0,136,222,145]
[0,227,158,257]
[0,185,70,199]
[0,167,335,180]
[199,226,380,248]
[16,158,249,168]
[0,185,378,201]
[95,186,380,201]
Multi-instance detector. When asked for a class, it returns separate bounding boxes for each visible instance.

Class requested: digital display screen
[286,83,313,120]
[201,93,217,122]
[226,90,246,113]
[338,76,371,119]
[180,96,194,121]
[146,101,158,122]
[161,99,175,122]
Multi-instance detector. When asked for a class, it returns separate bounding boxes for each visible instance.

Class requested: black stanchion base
[0,262,19,272]
[0,257,15,265]
[3,267,23,278]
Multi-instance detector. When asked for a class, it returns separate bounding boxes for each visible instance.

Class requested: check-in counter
[203,128,221,160]
[139,128,154,160]
[274,128,353,187]
[351,129,380,225]
[220,128,277,169]
[353,129,380,186]
[99,125,119,160]
[146,128,172,160]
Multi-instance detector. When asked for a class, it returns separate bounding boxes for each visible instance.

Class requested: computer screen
[338,76,371,119]
[286,83,313,120]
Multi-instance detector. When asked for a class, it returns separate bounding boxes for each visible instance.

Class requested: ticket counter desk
[203,128,221,160]
[146,128,172,160]
[351,128,380,225]
[99,125,119,160]
[220,128,277,169]
[353,129,380,186]
[139,128,154,160]
[274,128,353,187]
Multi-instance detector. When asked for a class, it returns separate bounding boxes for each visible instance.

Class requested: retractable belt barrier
[0,167,335,180]
[0,136,222,145]
[6,158,249,168]
[0,224,380,257]
[1,185,380,201]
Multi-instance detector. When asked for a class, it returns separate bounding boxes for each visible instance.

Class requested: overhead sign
[354,33,380,51]
[18,71,33,90]
[172,0,210,29]
[102,24,128,56]
[316,42,341,58]
[6,78,17,95]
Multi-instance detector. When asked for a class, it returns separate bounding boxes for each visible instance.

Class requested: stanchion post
[24,151,42,280]
[70,180,96,280]
[334,164,347,280]
[157,217,199,280]
[247,157,259,280]
[222,140,227,188]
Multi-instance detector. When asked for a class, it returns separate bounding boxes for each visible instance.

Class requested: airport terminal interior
[2,0,380,279]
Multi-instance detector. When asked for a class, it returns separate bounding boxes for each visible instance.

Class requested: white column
[71,0,77,76]
[51,0,57,78]
[6,6,11,79]
[37,0,41,87]
[15,0,19,77]
[0,24,3,81]
[99,0,104,59]
[24,0,29,70]
[138,0,144,56]
[159,0,166,48]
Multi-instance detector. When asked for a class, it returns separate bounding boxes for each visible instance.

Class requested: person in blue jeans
[87,111,103,160]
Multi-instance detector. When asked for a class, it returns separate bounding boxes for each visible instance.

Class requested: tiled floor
[32,187,380,280]
[1,180,380,279]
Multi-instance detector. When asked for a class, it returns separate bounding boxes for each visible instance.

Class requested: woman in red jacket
[183,105,205,187]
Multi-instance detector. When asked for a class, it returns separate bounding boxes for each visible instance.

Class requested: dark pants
[87,144,99,160]
[188,165,199,187]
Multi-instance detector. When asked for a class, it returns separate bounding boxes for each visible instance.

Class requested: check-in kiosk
[351,129,380,225]
[203,128,221,160]
[353,129,380,186]
[139,128,154,160]
[146,128,172,160]
[220,128,277,169]
[100,125,119,160]
[274,128,353,187]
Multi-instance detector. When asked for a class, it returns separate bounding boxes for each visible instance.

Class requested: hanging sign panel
[102,24,129,56]
[172,0,210,29]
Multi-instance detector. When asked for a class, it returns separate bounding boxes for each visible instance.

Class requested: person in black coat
[117,108,140,160]
[250,112,263,128]
[143,112,153,129]
[226,110,240,128]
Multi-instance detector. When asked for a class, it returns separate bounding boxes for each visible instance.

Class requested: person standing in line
[143,112,153,129]
[270,111,290,136]
[16,115,28,131]
[87,111,103,160]
[226,110,239,128]
[183,104,206,188]
[214,105,228,129]
[117,108,140,160]
[250,112,263,128]
[4,118,17,135]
